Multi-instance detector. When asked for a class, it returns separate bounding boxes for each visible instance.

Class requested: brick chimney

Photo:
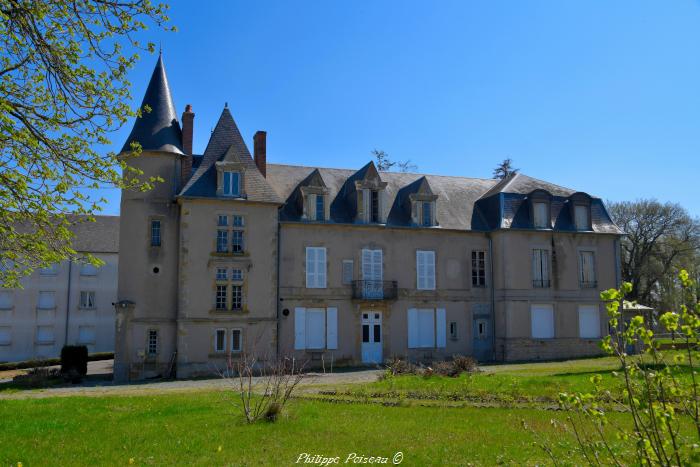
[254,130,267,178]
[181,104,194,186]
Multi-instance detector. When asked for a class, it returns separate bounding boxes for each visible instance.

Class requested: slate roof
[475,173,622,234]
[70,216,120,253]
[121,54,183,154]
[269,164,497,230]
[178,107,281,204]
[268,166,621,233]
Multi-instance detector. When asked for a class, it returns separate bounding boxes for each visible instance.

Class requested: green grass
[333,354,697,405]
[0,391,624,466]
[1,353,694,466]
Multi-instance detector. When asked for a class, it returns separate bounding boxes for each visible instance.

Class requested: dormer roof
[121,54,183,154]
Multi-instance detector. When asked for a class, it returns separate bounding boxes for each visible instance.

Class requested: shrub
[452,355,479,373]
[432,361,460,377]
[60,345,88,383]
[12,363,61,388]
[384,357,417,376]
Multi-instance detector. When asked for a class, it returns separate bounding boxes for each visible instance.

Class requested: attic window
[574,205,590,231]
[223,171,240,197]
[315,194,325,221]
[370,190,380,223]
[533,202,549,229]
[422,202,433,227]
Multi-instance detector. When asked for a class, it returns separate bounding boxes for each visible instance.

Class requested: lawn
[325,353,698,406]
[0,391,623,466]
[0,354,691,466]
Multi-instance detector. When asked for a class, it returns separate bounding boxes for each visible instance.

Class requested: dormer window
[422,202,432,227]
[533,202,549,229]
[370,190,380,223]
[568,193,593,231]
[216,158,246,198]
[574,205,590,231]
[315,194,325,222]
[223,171,240,197]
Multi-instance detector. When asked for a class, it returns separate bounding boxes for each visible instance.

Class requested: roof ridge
[266,163,497,183]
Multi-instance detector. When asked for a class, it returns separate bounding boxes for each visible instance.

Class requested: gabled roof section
[303,168,327,188]
[121,54,183,154]
[387,176,434,225]
[278,168,329,221]
[414,176,434,196]
[178,106,281,204]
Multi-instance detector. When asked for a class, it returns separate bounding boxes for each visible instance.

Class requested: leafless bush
[384,357,417,376]
[451,355,479,373]
[219,354,307,424]
[383,355,479,379]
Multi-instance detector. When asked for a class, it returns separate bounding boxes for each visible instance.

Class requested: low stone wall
[497,338,604,362]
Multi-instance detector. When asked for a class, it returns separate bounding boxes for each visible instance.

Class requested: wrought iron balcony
[532,279,551,288]
[351,280,398,300]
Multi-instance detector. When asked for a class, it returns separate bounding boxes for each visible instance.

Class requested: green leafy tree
[0,0,174,287]
[540,271,700,465]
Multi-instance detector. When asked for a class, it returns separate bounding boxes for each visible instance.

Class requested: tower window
[147,330,158,356]
[150,220,161,247]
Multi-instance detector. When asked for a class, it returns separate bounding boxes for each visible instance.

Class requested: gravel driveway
[0,360,382,400]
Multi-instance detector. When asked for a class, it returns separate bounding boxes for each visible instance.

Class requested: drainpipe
[275,219,281,359]
[64,259,73,347]
[488,234,496,361]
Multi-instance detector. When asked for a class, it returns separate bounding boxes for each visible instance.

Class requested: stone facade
[114,56,622,381]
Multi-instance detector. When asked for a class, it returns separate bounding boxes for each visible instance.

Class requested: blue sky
[99,0,700,216]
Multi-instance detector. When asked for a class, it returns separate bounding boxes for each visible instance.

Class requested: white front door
[361,311,383,364]
[361,249,383,299]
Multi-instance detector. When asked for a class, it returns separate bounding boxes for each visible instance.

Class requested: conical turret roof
[121,54,183,154]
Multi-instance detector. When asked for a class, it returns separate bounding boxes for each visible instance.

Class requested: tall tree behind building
[492,158,519,179]
[372,149,417,172]
[0,1,173,287]
[608,199,700,310]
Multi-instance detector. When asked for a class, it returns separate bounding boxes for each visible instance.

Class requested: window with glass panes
[150,220,161,246]
[315,195,324,221]
[471,251,486,287]
[214,267,244,311]
[232,230,243,253]
[215,215,244,253]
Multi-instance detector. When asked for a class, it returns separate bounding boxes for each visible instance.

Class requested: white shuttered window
[305,247,327,289]
[407,308,446,348]
[531,304,554,338]
[579,251,596,286]
[37,291,55,309]
[575,205,589,230]
[0,326,10,345]
[533,202,549,228]
[578,305,601,338]
[294,307,338,350]
[416,250,436,290]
